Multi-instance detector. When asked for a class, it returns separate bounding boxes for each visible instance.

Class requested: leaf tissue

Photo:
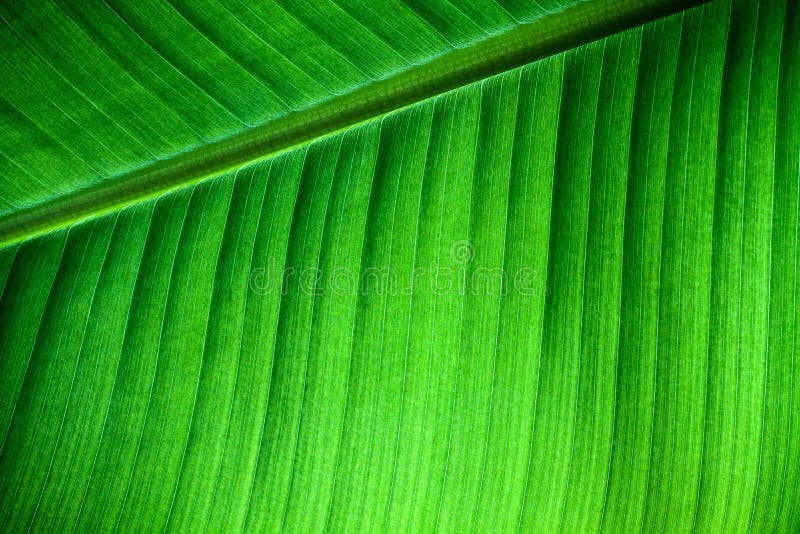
[0,0,797,532]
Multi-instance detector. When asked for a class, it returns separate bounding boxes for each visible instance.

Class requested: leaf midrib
[0,0,704,247]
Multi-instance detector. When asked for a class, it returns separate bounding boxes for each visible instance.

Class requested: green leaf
[0,0,697,243]
[0,0,798,532]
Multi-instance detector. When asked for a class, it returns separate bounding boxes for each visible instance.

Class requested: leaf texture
[0,0,798,532]
[0,0,594,218]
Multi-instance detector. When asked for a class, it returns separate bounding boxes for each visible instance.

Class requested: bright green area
[1,0,799,532]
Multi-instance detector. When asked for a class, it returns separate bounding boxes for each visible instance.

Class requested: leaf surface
[0,0,798,532]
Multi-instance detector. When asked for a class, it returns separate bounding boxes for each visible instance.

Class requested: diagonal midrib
[0,0,704,247]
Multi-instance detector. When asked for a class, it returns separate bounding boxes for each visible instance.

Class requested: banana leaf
[0,0,797,532]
